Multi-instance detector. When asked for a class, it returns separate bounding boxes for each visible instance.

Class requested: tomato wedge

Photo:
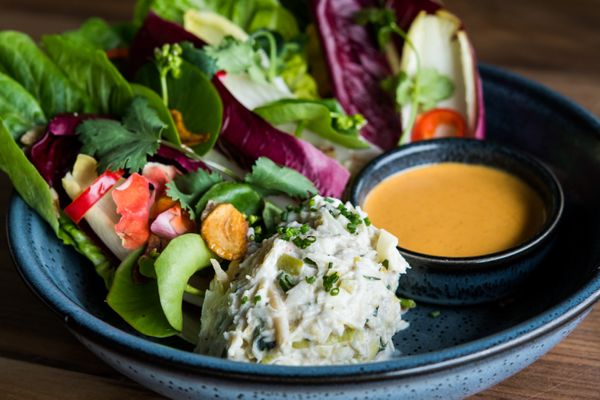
[411,108,467,141]
[64,170,124,224]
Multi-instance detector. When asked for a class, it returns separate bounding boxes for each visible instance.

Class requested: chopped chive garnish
[278,272,296,292]
[293,235,316,249]
[253,295,262,304]
[382,259,389,269]
[364,217,371,226]
[241,296,249,305]
[330,287,340,296]
[323,272,339,292]
[305,276,316,284]
[303,257,318,267]
[399,298,417,309]
[429,310,441,318]
[327,262,333,269]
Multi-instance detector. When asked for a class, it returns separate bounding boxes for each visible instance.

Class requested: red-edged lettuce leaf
[29,114,100,187]
[129,14,350,197]
[311,0,402,150]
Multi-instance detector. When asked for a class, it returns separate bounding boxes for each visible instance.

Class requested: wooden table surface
[0,1,598,399]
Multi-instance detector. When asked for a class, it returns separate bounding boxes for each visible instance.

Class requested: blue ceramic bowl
[350,139,564,305]
[7,65,600,400]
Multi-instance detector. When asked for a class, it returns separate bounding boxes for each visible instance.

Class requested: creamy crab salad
[196,196,410,365]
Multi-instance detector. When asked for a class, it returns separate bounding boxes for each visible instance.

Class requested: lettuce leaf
[42,35,134,116]
[198,0,299,40]
[254,99,369,149]
[107,247,178,337]
[134,0,203,25]
[57,215,114,289]
[0,119,59,233]
[0,72,46,139]
[61,18,125,51]
[0,31,91,118]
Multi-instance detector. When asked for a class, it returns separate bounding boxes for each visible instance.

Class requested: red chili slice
[64,170,124,224]
[411,108,467,141]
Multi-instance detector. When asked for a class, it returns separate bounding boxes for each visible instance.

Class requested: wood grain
[0,0,598,399]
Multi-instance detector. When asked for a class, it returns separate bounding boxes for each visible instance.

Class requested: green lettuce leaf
[0,119,58,232]
[62,18,125,51]
[254,99,369,149]
[107,248,178,338]
[244,157,318,199]
[42,34,134,116]
[57,215,114,289]
[0,72,46,139]
[0,31,90,117]
[199,0,299,40]
[135,60,223,155]
[155,234,212,331]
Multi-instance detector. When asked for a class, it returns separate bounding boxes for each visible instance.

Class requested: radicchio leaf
[29,114,100,187]
[311,0,402,150]
[130,14,350,198]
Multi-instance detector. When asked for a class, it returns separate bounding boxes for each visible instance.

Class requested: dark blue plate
[8,65,600,400]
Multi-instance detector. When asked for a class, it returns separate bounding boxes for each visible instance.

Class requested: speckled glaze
[350,139,564,305]
[7,65,600,400]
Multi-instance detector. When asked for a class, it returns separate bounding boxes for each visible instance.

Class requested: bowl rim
[7,64,600,384]
[349,137,565,270]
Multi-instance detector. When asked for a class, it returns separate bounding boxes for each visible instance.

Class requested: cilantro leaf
[165,168,223,219]
[204,36,260,76]
[387,68,454,112]
[244,157,317,199]
[415,68,454,112]
[77,97,165,172]
[180,42,218,78]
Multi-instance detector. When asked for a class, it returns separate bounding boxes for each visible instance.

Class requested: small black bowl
[350,138,564,305]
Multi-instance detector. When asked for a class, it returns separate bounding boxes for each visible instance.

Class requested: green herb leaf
[77,97,165,172]
[415,68,455,112]
[180,41,219,78]
[166,168,223,219]
[245,157,317,199]
[0,119,58,233]
[205,36,261,76]
[323,272,339,293]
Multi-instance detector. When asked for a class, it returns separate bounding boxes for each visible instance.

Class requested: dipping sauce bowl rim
[350,138,565,270]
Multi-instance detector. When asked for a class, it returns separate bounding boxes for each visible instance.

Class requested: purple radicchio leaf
[311,0,402,150]
[28,114,99,187]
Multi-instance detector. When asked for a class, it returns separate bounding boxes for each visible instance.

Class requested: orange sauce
[364,163,546,257]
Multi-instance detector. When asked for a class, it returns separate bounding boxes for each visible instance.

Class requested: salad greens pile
[0,0,485,342]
